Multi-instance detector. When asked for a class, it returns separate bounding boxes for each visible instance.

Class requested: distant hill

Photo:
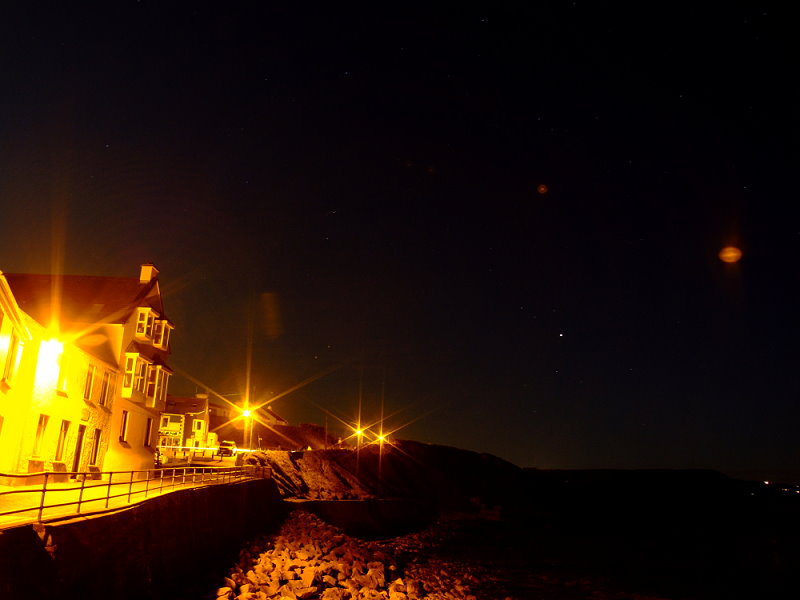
[246,439,524,511]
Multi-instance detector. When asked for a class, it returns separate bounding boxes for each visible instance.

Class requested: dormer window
[152,319,173,350]
[135,308,156,339]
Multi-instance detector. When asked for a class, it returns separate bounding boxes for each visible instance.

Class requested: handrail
[0,465,270,525]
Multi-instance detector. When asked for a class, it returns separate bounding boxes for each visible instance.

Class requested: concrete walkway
[0,468,260,530]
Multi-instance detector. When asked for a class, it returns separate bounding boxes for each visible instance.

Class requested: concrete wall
[0,478,288,600]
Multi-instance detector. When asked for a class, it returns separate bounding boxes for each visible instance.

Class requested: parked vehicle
[218,440,237,456]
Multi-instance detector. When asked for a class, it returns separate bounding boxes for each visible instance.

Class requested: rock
[300,566,316,588]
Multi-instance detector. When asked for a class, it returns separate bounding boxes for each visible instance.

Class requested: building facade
[0,264,174,480]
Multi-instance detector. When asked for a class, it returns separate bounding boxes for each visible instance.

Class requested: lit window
[120,410,129,442]
[134,358,148,393]
[123,355,136,388]
[135,308,156,338]
[2,330,22,383]
[98,371,115,407]
[160,416,169,428]
[145,365,158,398]
[195,419,203,431]
[157,371,170,403]
[55,420,70,461]
[136,309,148,335]
[33,414,49,457]
[56,349,69,393]
[84,364,96,400]
[152,320,172,349]
[144,417,153,447]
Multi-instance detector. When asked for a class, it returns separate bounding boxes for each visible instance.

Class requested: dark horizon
[0,3,795,475]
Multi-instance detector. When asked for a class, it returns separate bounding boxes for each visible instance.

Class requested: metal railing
[0,464,270,526]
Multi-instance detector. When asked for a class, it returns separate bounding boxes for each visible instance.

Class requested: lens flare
[719,246,742,263]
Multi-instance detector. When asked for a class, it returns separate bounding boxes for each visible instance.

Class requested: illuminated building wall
[0,275,36,477]
[1,279,113,480]
[1,264,174,480]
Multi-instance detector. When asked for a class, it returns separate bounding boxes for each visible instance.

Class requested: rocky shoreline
[214,510,482,600]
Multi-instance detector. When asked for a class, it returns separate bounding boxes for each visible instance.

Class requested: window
[2,330,21,383]
[136,309,148,335]
[144,417,153,446]
[89,429,102,465]
[55,420,70,461]
[33,414,49,457]
[123,355,136,388]
[194,419,203,431]
[98,371,116,407]
[145,365,158,399]
[56,350,69,393]
[157,371,170,403]
[160,416,169,428]
[135,308,155,338]
[134,359,148,393]
[84,364,96,400]
[153,321,164,345]
[153,320,172,349]
[120,410,129,442]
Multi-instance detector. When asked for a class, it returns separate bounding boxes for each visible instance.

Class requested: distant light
[719,246,742,263]
[242,409,251,418]
[356,429,363,436]
[537,184,548,195]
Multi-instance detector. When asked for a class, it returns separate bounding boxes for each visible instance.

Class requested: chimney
[139,263,159,283]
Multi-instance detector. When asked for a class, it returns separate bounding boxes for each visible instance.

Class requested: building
[0,264,174,480]
[158,393,214,450]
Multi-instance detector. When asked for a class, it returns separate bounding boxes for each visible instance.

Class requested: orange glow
[242,409,251,418]
[35,339,64,388]
[719,246,742,263]
[537,184,548,194]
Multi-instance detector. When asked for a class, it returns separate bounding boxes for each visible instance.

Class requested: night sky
[1,3,795,477]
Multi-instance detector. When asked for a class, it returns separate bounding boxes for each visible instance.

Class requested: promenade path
[0,464,262,530]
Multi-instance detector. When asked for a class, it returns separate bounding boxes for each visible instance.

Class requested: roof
[164,395,209,415]
[3,272,167,330]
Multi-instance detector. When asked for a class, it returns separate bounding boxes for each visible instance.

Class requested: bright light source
[356,429,363,436]
[242,409,251,418]
[35,339,64,388]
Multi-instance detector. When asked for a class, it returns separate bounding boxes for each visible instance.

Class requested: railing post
[105,472,113,508]
[37,471,49,522]
[145,469,151,498]
[77,475,87,514]
[127,470,135,503]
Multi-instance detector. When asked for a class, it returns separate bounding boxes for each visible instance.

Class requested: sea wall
[0,478,287,600]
